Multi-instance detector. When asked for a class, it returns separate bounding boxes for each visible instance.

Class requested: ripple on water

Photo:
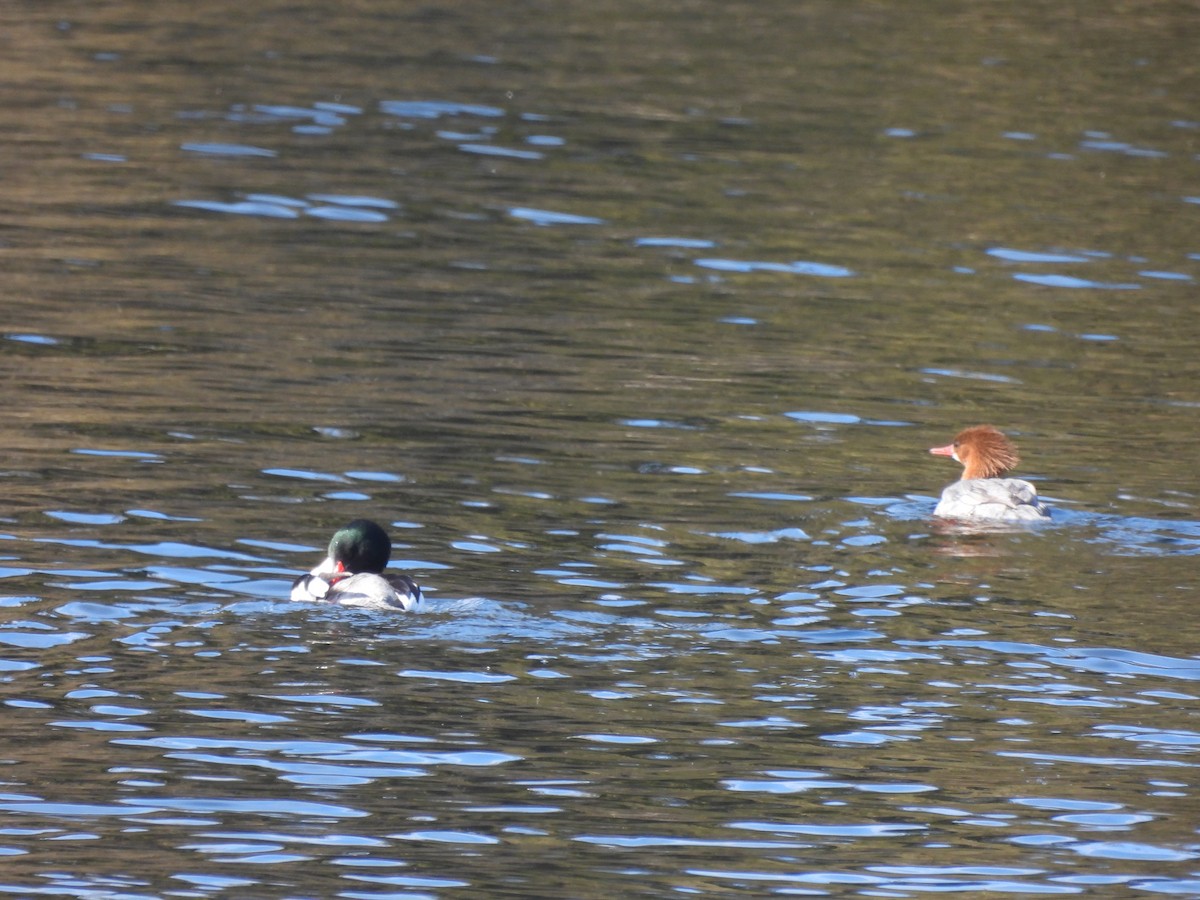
[180,142,277,157]
[175,198,301,218]
[176,192,398,223]
[710,527,810,544]
[306,194,398,209]
[1139,270,1192,281]
[262,467,348,482]
[71,448,163,460]
[920,367,1020,383]
[635,236,718,249]
[1071,841,1197,862]
[1012,273,1142,289]
[459,143,545,160]
[508,206,606,226]
[694,257,856,277]
[988,247,1093,263]
[785,411,910,426]
[1087,515,1200,556]
[5,333,60,345]
[378,99,505,119]
[898,636,1200,683]
[304,205,391,222]
[730,820,927,838]
[45,511,126,525]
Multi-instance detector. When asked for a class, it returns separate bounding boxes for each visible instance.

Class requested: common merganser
[291,519,423,611]
[929,425,1050,521]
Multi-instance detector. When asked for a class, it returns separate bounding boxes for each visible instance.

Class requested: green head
[328,519,392,574]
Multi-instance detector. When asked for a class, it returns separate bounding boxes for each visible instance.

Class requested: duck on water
[291,519,423,611]
[929,425,1050,522]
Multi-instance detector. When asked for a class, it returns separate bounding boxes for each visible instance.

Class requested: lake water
[2,1,1199,896]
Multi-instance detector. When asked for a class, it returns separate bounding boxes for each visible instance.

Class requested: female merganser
[290,519,423,611]
[929,425,1050,521]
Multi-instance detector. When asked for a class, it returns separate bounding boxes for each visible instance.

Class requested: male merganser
[929,425,1050,521]
[291,519,423,611]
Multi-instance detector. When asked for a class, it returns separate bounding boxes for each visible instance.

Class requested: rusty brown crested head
[929,425,1021,480]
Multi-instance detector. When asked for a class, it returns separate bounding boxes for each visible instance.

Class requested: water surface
[2,0,1199,896]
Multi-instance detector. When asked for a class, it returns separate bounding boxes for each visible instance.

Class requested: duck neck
[962,458,1006,480]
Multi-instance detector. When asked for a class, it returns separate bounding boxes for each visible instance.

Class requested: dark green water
[1,1,1198,896]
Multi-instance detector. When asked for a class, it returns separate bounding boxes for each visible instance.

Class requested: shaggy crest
[948,425,1020,479]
